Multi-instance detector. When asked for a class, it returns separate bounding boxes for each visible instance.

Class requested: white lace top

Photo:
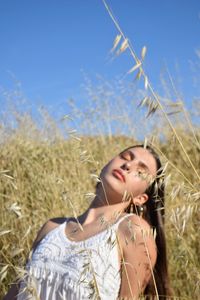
[17,214,133,300]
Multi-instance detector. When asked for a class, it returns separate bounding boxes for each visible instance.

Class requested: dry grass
[0,2,200,296]
[0,88,199,299]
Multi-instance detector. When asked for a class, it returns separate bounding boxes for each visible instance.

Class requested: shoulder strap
[114,213,135,228]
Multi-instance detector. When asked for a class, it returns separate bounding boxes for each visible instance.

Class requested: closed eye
[120,150,134,161]
[135,169,152,182]
[120,149,151,177]
[137,170,144,174]
[135,169,146,177]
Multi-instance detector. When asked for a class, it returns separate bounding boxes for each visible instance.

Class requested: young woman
[4,144,172,300]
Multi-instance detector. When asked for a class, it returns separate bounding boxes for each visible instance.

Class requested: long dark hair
[124,144,172,299]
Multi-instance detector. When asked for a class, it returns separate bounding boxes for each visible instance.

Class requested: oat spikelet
[0,229,12,236]
[0,265,9,282]
[110,34,122,53]
[127,62,142,74]
[8,202,22,218]
[141,45,147,60]
[117,38,128,55]
[144,75,149,90]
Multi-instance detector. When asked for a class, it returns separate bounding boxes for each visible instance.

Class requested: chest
[30,224,121,272]
[65,220,111,243]
[27,222,123,300]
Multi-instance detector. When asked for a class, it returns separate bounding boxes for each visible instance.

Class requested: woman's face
[99,147,157,201]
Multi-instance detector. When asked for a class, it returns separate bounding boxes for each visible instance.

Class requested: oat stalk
[102,0,200,182]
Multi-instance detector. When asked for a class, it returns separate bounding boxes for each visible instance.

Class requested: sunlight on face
[99,147,157,200]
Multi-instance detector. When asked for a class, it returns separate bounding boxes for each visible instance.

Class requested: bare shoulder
[118,213,153,236]
[32,217,67,250]
[39,217,67,236]
[118,213,157,262]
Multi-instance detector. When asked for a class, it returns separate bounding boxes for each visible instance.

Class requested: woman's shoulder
[40,217,67,234]
[118,213,152,234]
[117,213,157,254]
[32,217,67,250]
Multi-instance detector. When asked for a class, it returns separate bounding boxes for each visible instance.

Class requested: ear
[133,193,148,206]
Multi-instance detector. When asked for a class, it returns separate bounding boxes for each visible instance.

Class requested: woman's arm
[3,281,21,300]
[117,215,157,300]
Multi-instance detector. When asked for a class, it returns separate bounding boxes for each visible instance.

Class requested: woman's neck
[76,195,130,227]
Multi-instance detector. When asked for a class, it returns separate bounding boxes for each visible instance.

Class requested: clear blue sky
[0,0,200,117]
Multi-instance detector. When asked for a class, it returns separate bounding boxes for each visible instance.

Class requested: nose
[121,161,131,171]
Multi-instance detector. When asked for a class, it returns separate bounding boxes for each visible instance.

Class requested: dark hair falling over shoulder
[124,144,173,299]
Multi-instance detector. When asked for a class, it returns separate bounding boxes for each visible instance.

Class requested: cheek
[99,159,115,178]
[99,164,110,179]
[126,176,148,195]
[99,162,127,195]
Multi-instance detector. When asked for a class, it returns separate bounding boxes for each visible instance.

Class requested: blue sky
[0,0,200,119]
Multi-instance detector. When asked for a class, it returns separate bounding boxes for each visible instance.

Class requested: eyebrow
[138,161,150,172]
[121,149,150,173]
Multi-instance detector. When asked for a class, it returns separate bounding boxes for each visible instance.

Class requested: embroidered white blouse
[17,214,133,300]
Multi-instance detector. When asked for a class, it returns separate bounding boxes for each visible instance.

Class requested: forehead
[120,147,157,176]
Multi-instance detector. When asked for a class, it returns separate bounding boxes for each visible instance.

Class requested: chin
[100,173,126,200]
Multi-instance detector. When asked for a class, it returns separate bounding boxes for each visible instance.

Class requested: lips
[112,169,126,182]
